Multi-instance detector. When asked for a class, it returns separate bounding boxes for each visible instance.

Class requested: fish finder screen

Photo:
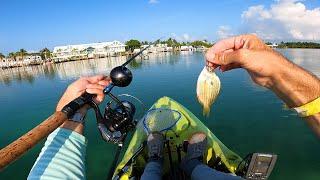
[252,156,272,173]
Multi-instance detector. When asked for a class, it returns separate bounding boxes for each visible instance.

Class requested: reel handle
[103,83,114,94]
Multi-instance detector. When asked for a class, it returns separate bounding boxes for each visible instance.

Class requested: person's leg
[180,133,205,176]
[141,132,164,180]
[180,132,243,180]
[141,160,163,180]
[191,163,243,180]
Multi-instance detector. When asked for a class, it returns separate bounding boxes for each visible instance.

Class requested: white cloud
[240,0,320,40]
[182,33,191,41]
[170,33,180,41]
[202,36,208,40]
[170,33,193,42]
[148,0,159,4]
[216,26,234,39]
[242,5,272,20]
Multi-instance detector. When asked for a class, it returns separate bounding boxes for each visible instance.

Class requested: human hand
[205,34,320,123]
[56,75,111,111]
[205,34,292,89]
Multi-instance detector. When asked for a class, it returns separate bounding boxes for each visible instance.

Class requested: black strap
[61,92,94,118]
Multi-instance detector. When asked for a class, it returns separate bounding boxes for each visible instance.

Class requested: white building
[267,43,278,48]
[0,55,43,68]
[195,46,208,52]
[23,55,42,64]
[141,43,172,53]
[133,48,141,53]
[181,46,194,51]
[52,41,126,62]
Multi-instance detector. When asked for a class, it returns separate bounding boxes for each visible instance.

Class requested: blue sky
[1,0,320,54]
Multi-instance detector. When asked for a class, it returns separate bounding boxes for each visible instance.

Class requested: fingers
[86,88,105,103]
[215,49,251,67]
[85,74,107,83]
[85,88,104,95]
[206,61,219,69]
[86,84,105,90]
[206,49,235,70]
[206,37,244,68]
[210,37,238,53]
[206,36,244,60]
[98,79,111,87]
[85,81,110,104]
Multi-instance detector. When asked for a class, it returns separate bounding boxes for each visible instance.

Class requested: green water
[0,49,319,179]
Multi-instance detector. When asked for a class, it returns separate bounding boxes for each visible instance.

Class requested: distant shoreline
[266,42,320,49]
[0,51,191,70]
[277,47,320,49]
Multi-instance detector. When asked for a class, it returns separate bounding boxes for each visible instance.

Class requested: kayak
[113,96,243,179]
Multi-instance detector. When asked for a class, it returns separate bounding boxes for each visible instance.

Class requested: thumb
[213,49,250,66]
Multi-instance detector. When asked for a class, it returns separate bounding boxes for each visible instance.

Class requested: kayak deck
[113,96,242,179]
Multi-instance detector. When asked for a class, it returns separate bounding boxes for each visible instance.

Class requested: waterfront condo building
[52,41,126,62]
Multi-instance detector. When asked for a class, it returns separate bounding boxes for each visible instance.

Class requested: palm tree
[18,49,28,60]
[71,48,78,55]
[8,52,16,61]
[40,48,51,60]
[0,53,5,60]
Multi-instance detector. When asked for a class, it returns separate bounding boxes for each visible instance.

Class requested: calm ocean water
[0,49,319,179]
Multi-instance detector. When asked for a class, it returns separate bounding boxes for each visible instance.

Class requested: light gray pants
[141,160,243,180]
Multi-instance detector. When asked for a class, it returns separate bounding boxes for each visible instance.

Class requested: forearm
[272,59,320,107]
[28,127,87,179]
[59,106,88,134]
[28,108,88,179]
[305,114,320,137]
[60,120,84,134]
[271,56,320,136]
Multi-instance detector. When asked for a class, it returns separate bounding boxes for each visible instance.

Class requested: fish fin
[202,105,211,117]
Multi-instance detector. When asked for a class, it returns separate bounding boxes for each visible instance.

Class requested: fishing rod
[0,38,162,171]
[122,44,153,67]
[104,38,162,94]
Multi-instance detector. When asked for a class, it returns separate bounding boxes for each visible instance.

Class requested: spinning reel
[93,92,137,144]
[62,44,153,144]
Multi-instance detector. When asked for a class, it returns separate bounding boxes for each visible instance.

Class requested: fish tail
[202,105,211,116]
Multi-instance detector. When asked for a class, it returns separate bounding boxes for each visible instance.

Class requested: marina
[0,41,207,69]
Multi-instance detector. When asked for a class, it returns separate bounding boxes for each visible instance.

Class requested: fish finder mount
[236,153,277,180]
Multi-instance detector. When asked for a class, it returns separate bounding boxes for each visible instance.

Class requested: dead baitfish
[196,66,221,116]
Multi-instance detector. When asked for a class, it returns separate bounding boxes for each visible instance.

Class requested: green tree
[141,41,149,45]
[18,49,28,60]
[8,52,16,60]
[154,39,161,44]
[125,39,141,52]
[190,40,212,48]
[40,48,51,60]
[166,38,180,48]
[278,42,320,49]
[0,53,5,59]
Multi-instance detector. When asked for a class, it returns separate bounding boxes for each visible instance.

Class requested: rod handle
[0,111,67,170]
